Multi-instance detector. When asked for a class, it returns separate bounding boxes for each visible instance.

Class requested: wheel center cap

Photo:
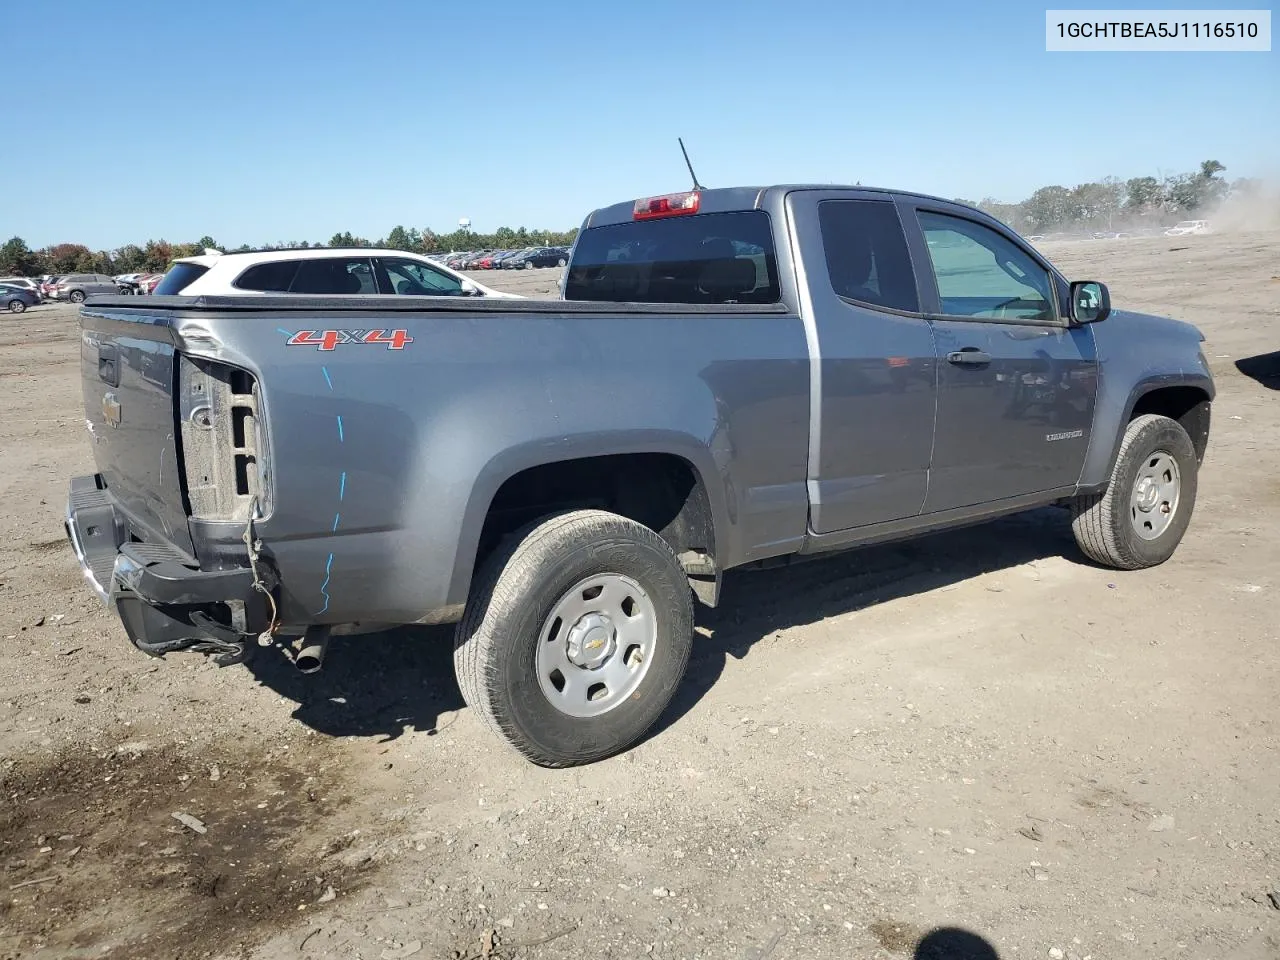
[1135,476,1159,511]
[565,612,616,669]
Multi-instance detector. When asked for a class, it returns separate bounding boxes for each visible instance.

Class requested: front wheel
[454,509,693,767]
[69,290,86,304]
[1070,413,1199,569]
[557,258,567,267]
[8,299,25,314]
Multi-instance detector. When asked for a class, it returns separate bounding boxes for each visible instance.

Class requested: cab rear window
[563,211,780,304]
[153,263,211,296]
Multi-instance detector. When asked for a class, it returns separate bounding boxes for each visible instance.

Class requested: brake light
[633,191,700,220]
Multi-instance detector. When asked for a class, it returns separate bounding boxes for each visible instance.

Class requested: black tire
[69,290,86,304]
[454,509,693,767]
[8,299,25,314]
[557,258,567,267]
[1070,413,1199,570]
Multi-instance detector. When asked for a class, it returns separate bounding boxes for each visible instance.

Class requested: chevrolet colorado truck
[65,185,1214,766]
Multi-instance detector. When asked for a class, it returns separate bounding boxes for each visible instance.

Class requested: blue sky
[8,0,1276,249]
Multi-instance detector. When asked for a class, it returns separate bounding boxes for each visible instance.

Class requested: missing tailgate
[178,356,269,521]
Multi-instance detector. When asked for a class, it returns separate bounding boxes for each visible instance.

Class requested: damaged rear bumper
[65,474,269,661]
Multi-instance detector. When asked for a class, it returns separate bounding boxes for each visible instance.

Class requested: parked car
[128,274,163,295]
[114,273,147,294]
[490,250,524,269]
[0,277,43,300]
[0,282,39,313]
[65,184,1213,768]
[149,248,519,298]
[506,247,570,269]
[53,273,121,303]
[1165,220,1211,237]
[39,276,63,299]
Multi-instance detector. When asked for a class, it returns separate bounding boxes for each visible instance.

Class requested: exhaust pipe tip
[295,646,325,674]
[294,626,331,674]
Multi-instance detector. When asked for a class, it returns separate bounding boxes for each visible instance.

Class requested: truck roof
[583,184,967,228]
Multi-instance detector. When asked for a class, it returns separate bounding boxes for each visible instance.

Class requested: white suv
[153,248,520,299]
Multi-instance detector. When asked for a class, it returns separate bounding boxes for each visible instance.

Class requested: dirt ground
[1,233,1277,960]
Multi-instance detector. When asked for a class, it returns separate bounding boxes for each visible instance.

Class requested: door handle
[947,349,992,365]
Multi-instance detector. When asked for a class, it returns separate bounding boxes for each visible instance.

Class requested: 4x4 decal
[280,328,413,351]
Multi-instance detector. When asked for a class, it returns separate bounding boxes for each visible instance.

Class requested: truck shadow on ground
[1235,351,1280,390]
[243,622,461,742]
[649,505,1078,743]
[244,507,1077,745]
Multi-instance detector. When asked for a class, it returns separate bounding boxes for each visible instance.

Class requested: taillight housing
[633,191,700,220]
[177,355,271,521]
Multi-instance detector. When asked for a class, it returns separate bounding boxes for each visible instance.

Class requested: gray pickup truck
[65,185,1213,766]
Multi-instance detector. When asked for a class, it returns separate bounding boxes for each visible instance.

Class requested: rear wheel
[8,299,25,314]
[557,257,567,267]
[454,509,693,767]
[1070,413,1198,569]
[69,290,85,304]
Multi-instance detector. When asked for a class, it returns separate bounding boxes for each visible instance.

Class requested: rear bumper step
[65,474,267,662]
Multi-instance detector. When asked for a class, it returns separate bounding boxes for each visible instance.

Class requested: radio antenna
[678,137,705,191]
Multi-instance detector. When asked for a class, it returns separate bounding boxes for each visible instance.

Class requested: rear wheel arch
[447,447,728,610]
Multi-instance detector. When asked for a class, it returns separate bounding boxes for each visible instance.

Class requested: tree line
[0,224,580,279]
[958,160,1263,234]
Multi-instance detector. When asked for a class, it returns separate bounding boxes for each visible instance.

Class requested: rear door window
[233,260,301,292]
[564,210,780,304]
[289,257,376,295]
[817,200,920,313]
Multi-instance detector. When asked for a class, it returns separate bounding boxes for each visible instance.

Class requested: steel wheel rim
[1130,449,1180,540]
[536,572,657,718]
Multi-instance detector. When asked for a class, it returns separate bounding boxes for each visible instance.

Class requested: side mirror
[1070,280,1111,324]
[459,278,480,296]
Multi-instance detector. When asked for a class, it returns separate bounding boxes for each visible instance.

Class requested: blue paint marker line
[317,552,334,615]
[336,415,344,442]
[332,512,341,532]
[322,366,333,391]
[276,327,291,336]
[338,471,346,500]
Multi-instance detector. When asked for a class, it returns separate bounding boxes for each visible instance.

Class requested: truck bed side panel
[161,307,811,626]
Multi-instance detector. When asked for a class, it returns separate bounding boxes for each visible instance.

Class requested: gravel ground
[1,233,1277,960]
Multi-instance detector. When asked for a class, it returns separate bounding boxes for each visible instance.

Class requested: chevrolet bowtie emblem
[102,392,122,428]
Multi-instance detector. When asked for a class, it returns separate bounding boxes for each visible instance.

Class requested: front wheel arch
[1087,383,1212,491]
